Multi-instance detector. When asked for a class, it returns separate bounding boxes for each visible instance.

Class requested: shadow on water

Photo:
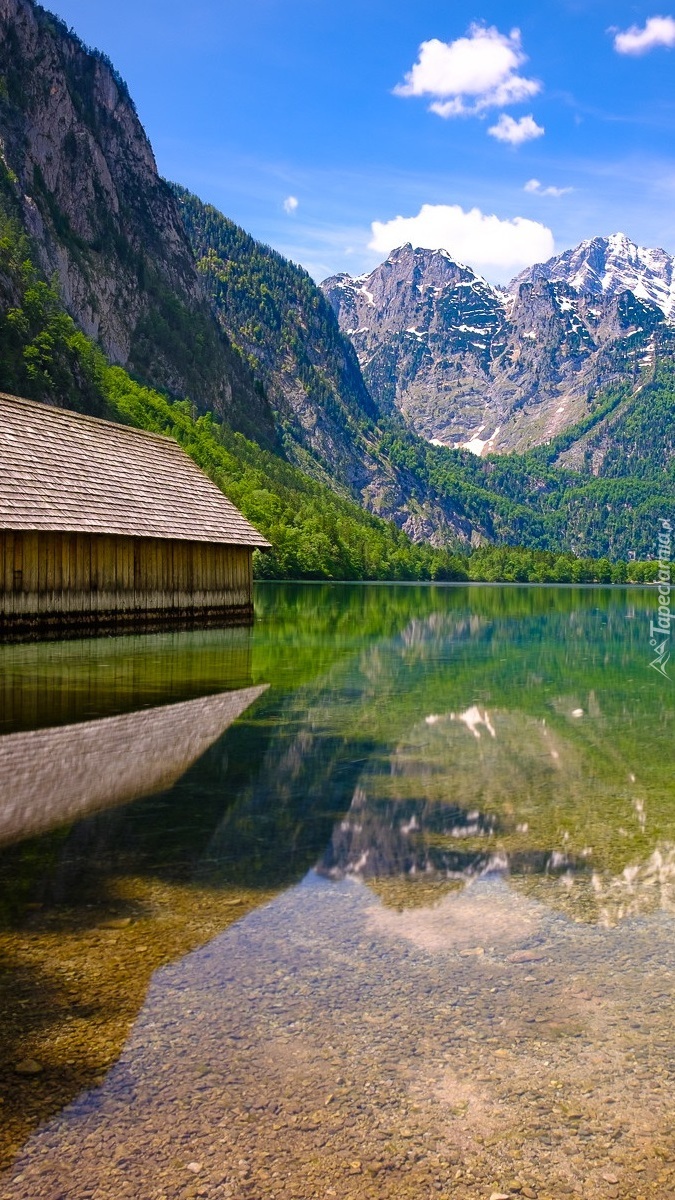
[0,614,388,1166]
[0,630,268,1167]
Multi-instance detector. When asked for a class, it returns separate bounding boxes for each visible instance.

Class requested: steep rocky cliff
[0,0,274,442]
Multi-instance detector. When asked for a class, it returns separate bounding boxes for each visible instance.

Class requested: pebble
[4,864,675,1200]
[13,1059,43,1076]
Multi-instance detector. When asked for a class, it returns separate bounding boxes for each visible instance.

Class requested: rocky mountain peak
[511,233,675,320]
[322,244,505,338]
[323,236,670,456]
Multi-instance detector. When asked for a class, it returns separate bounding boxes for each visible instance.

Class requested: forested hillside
[173,187,479,547]
[0,0,671,572]
[174,190,673,560]
[378,407,674,561]
[0,189,658,582]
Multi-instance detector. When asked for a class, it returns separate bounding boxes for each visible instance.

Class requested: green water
[0,583,673,1200]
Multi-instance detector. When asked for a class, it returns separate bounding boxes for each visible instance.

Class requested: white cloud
[488,113,544,145]
[394,24,540,118]
[283,195,299,214]
[613,15,675,54]
[525,178,573,197]
[368,203,555,276]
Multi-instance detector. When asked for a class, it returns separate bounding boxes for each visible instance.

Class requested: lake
[0,583,673,1200]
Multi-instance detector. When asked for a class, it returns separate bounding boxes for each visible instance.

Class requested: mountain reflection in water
[316,695,671,926]
[0,584,673,1199]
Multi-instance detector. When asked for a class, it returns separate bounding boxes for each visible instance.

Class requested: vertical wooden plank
[2,532,13,614]
[148,540,154,604]
[147,537,153,602]
[161,538,169,608]
[152,538,158,605]
[148,537,155,605]
[113,537,121,605]
[54,532,63,604]
[106,535,116,605]
[45,532,55,603]
[148,538,154,602]
[61,533,69,605]
[134,538,141,605]
[37,531,46,601]
[202,543,208,601]
[122,537,132,607]
[134,538,142,608]
[89,534,96,607]
[100,536,109,603]
[128,537,134,603]
[93,534,99,610]
[77,534,88,613]
[68,533,77,612]
[25,533,37,604]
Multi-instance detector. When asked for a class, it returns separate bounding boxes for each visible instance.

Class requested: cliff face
[0,0,274,442]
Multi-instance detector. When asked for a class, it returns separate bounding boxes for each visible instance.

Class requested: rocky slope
[322,241,672,455]
[0,0,274,442]
[322,245,506,446]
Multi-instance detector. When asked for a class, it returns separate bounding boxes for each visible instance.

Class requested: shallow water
[0,584,673,1200]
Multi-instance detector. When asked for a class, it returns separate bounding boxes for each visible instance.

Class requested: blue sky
[44,0,675,283]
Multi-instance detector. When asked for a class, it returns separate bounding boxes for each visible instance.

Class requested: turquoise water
[0,584,673,1199]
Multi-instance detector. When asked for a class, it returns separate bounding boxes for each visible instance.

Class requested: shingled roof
[0,393,271,548]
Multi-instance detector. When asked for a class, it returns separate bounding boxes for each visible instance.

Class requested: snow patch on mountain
[511,233,675,322]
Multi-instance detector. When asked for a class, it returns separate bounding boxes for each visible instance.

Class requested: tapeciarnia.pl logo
[649,518,672,679]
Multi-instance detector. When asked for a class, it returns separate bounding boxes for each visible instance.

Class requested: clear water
[0,583,673,1200]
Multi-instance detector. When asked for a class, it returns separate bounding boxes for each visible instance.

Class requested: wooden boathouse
[0,393,270,632]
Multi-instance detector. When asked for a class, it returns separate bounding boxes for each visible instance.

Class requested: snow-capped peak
[510,233,675,320]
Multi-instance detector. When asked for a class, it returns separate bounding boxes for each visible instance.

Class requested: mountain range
[322,235,674,455]
[0,0,673,568]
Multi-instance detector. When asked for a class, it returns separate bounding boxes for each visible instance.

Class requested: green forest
[174,189,674,562]
[0,188,666,583]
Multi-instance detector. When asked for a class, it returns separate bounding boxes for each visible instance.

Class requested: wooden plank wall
[0,532,253,619]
